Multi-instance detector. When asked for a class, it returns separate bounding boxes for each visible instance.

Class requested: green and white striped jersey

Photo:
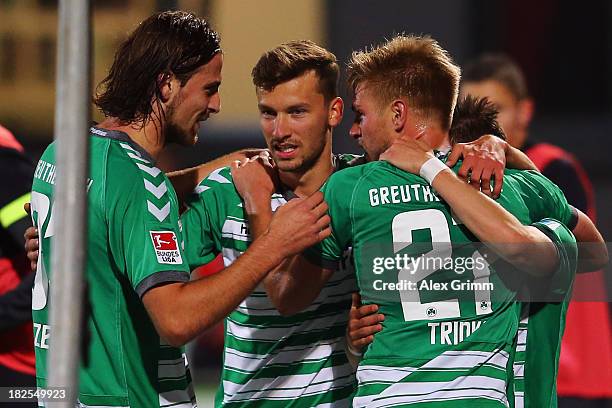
[181,154,360,407]
[31,127,195,408]
[307,160,575,407]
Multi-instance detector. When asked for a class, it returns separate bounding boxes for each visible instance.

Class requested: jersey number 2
[392,209,492,322]
[30,192,55,311]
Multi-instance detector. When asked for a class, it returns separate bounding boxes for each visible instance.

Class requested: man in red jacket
[461,53,612,408]
[0,124,36,407]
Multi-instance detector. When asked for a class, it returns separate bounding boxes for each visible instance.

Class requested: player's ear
[328,97,344,127]
[517,97,534,129]
[391,99,407,131]
[158,72,176,104]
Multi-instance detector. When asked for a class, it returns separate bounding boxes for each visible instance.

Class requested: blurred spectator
[0,124,36,407]
[462,53,612,408]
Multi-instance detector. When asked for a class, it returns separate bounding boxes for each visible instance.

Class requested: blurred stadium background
[1,0,611,405]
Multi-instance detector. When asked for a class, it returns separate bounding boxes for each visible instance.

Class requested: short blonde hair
[347,34,461,130]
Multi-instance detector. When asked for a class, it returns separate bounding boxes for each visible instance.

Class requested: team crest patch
[150,231,183,264]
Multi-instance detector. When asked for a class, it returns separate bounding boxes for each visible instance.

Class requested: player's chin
[275,158,303,172]
[190,123,202,143]
[180,128,199,146]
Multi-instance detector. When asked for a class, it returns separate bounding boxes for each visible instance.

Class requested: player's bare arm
[345,167,581,357]
[23,149,268,268]
[24,225,38,272]
[345,293,384,359]
[141,190,330,347]
[571,207,608,272]
[503,144,538,170]
[383,137,607,275]
[166,148,267,204]
[24,159,337,319]
[231,158,334,315]
[346,138,560,354]
[381,137,559,276]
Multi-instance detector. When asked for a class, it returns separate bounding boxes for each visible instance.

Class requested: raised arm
[571,207,608,272]
[381,137,559,276]
[167,149,266,204]
[142,191,331,346]
[230,158,334,316]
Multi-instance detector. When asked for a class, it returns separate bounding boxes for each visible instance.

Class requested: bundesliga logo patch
[150,231,183,264]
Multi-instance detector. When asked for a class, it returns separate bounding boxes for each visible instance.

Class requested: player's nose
[272,114,290,137]
[349,122,361,139]
[208,92,221,114]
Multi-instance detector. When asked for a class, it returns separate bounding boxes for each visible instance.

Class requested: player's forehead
[256,71,325,108]
[460,79,516,107]
[352,82,376,109]
[184,53,223,88]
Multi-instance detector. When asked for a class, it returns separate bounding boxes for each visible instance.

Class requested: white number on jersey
[30,191,55,311]
[391,208,492,322]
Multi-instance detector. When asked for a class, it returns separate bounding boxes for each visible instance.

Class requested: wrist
[419,157,451,184]
[346,341,363,357]
[502,140,512,161]
[247,211,273,239]
[231,150,248,162]
[242,193,273,215]
[253,231,285,266]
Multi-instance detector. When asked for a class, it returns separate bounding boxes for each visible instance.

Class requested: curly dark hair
[449,95,506,144]
[94,11,221,124]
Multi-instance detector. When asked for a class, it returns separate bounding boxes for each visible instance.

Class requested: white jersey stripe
[159,387,196,408]
[224,339,345,373]
[147,200,170,222]
[231,275,355,316]
[136,162,162,177]
[207,167,231,184]
[144,178,168,200]
[194,185,210,194]
[223,365,356,401]
[357,349,509,385]
[221,219,250,242]
[515,392,525,408]
[420,350,509,370]
[357,387,507,408]
[127,152,149,163]
[158,357,188,379]
[119,142,137,152]
[226,314,346,341]
[357,365,418,383]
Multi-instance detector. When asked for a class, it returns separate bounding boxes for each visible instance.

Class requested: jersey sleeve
[181,170,230,271]
[517,170,574,227]
[304,170,354,269]
[106,157,190,298]
[531,218,578,298]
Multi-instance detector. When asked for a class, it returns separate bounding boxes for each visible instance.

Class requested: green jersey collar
[90,126,156,164]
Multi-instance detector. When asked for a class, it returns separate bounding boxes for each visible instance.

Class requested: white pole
[47,0,91,406]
